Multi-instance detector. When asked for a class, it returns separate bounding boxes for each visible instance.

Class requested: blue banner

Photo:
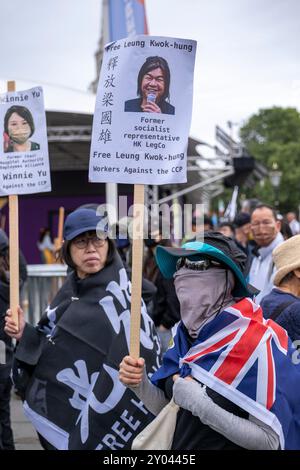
[108,0,148,41]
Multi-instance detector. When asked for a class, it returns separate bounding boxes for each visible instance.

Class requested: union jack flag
[152,298,300,449]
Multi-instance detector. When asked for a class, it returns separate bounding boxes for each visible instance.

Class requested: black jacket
[124,97,175,115]
[0,230,27,381]
[14,252,160,449]
[0,282,12,381]
[152,271,180,329]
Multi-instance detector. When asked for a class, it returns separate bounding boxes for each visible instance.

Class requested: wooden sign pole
[57,206,64,243]
[7,80,20,327]
[54,206,65,254]
[129,184,145,359]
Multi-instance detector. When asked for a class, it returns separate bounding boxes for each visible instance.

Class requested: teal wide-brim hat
[155,232,258,298]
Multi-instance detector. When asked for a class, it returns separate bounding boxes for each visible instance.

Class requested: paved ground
[10,391,42,450]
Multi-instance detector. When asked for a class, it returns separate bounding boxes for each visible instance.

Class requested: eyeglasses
[176,257,222,271]
[72,235,107,249]
[251,221,274,228]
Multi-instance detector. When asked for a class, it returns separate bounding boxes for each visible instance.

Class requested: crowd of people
[120,203,300,450]
[1,202,300,450]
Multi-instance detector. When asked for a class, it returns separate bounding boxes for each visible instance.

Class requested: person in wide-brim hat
[155,231,258,298]
[260,234,300,341]
[119,232,281,450]
[273,234,300,287]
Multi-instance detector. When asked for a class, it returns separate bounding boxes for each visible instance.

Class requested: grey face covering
[174,266,235,338]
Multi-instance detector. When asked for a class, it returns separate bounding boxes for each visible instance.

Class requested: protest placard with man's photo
[89,35,197,186]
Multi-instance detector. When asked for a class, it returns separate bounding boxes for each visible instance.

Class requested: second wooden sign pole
[129,184,145,359]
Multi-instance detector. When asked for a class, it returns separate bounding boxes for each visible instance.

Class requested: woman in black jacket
[5,209,160,450]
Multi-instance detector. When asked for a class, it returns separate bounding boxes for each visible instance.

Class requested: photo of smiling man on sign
[90,35,196,186]
[124,56,175,115]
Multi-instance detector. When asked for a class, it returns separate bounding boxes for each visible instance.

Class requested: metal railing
[25,264,68,325]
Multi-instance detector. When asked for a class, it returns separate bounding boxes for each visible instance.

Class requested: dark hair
[251,204,277,222]
[280,220,293,240]
[233,212,251,228]
[218,222,235,233]
[39,227,51,243]
[204,214,213,228]
[4,105,35,137]
[143,237,172,283]
[137,56,171,102]
[279,271,295,286]
[58,233,116,271]
[0,247,9,282]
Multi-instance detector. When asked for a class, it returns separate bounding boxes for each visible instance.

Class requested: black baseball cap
[64,208,109,241]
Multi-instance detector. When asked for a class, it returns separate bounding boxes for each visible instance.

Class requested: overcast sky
[0,0,299,143]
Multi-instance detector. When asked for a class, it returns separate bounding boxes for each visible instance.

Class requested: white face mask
[174,267,235,338]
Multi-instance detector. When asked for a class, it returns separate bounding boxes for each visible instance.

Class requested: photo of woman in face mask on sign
[3,105,40,153]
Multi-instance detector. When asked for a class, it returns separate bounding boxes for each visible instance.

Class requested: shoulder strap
[269,299,297,322]
[267,260,275,282]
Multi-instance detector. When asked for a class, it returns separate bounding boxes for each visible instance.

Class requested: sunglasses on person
[176,257,223,271]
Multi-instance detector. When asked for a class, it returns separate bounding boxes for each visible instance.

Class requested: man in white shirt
[249,204,284,303]
[286,212,300,235]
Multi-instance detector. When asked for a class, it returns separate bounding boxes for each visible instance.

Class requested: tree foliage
[239,107,300,212]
